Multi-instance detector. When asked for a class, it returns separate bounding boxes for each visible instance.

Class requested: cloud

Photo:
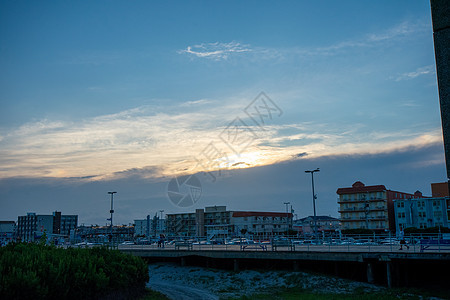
[178,20,428,64]
[366,21,425,42]
[0,96,442,182]
[178,41,251,60]
[394,65,435,81]
[180,99,214,107]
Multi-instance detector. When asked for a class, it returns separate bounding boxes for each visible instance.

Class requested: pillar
[233,259,239,272]
[386,262,392,288]
[293,261,299,272]
[367,263,374,284]
[431,0,450,189]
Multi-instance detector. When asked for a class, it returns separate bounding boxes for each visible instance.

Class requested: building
[134,214,166,238]
[17,211,78,242]
[337,181,419,232]
[134,219,147,237]
[52,211,78,236]
[231,211,292,237]
[76,224,134,243]
[202,206,233,238]
[0,221,16,245]
[166,206,293,238]
[393,183,450,231]
[293,216,340,235]
[166,206,231,237]
[393,196,449,231]
[431,182,449,197]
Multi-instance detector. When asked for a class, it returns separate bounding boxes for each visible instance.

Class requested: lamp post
[108,191,117,244]
[284,202,290,236]
[159,210,164,235]
[305,168,320,242]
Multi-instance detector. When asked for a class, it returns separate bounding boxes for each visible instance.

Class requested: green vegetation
[234,288,422,300]
[0,243,149,299]
[139,288,169,300]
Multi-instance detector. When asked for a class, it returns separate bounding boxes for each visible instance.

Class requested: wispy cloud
[394,65,435,81]
[179,20,428,62]
[366,21,425,42]
[178,41,252,60]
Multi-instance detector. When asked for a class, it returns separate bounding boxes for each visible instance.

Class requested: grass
[139,288,170,300]
[233,288,422,300]
[230,286,450,300]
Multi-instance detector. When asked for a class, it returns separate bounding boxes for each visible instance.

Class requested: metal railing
[112,233,450,253]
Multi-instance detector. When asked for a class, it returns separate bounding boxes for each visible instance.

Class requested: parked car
[120,241,135,245]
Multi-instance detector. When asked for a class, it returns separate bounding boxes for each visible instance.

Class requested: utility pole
[108,191,117,244]
[159,210,164,235]
[305,168,320,242]
[284,202,290,235]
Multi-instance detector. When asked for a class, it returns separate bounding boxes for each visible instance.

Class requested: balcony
[338,198,387,204]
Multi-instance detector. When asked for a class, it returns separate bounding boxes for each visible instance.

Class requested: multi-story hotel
[337,181,419,232]
[166,206,292,238]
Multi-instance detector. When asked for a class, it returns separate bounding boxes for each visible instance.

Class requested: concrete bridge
[120,245,450,289]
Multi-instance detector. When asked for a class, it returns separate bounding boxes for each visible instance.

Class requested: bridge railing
[116,233,450,253]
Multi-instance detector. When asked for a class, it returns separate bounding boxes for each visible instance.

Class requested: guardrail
[116,240,450,253]
[70,233,450,253]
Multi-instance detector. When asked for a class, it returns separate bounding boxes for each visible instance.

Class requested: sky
[0,1,446,225]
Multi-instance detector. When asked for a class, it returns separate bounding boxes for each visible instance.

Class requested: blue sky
[0,1,446,225]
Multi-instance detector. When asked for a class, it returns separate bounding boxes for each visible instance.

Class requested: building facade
[134,214,166,238]
[134,219,147,237]
[231,211,292,237]
[52,211,78,236]
[293,216,340,235]
[17,211,78,242]
[0,221,16,245]
[337,181,419,232]
[394,196,449,231]
[431,182,449,197]
[166,206,293,238]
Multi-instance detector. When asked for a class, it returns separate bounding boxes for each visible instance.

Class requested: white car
[121,241,135,245]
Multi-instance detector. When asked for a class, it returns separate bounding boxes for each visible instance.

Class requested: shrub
[0,243,149,299]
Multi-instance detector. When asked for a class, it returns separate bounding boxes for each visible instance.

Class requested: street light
[108,191,117,243]
[159,210,164,235]
[305,168,320,242]
[283,202,290,235]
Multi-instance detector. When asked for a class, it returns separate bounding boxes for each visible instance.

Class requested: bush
[0,243,149,299]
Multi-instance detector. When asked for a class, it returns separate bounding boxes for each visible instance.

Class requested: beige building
[337,181,419,232]
[166,206,292,238]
